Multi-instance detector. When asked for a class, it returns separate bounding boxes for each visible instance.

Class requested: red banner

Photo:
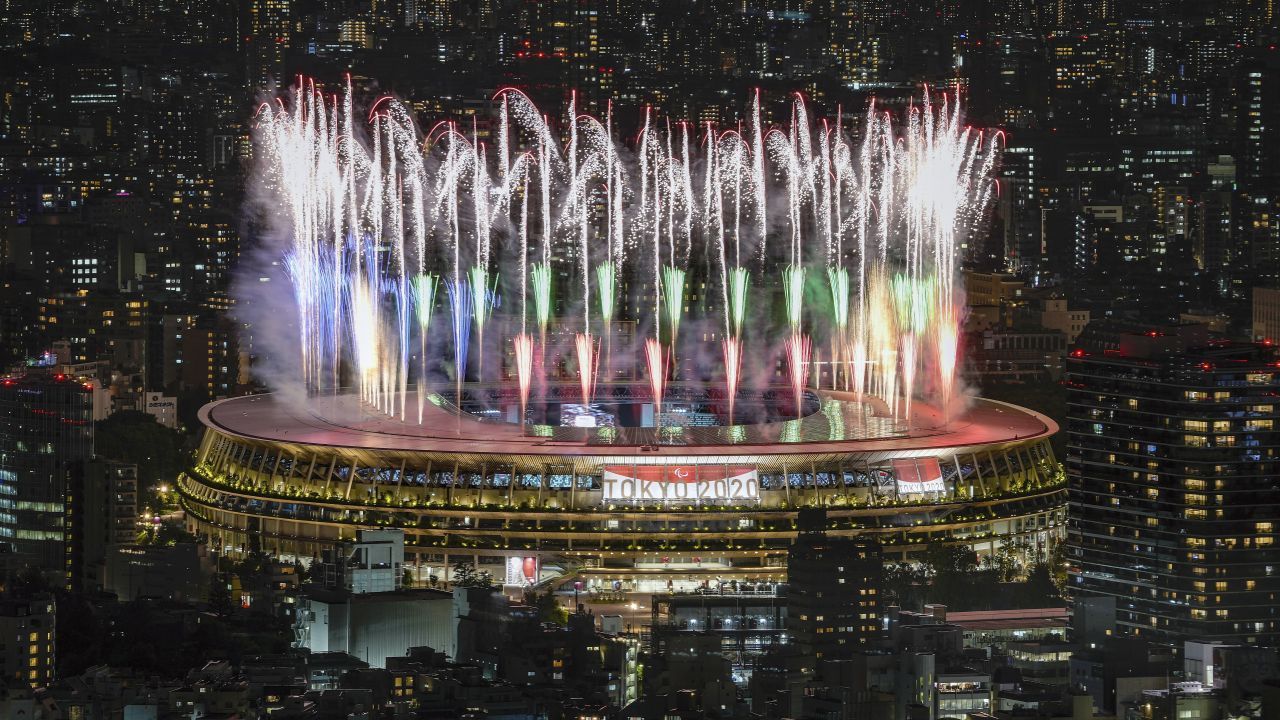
[602,465,756,484]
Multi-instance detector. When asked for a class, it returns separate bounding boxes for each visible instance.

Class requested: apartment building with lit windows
[1065,321,1280,648]
[786,510,882,673]
[0,595,56,688]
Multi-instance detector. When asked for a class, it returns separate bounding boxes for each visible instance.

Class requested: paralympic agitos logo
[602,465,760,501]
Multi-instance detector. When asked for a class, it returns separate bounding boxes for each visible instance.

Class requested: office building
[786,509,882,671]
[0,374,93,583]
[1065,322,1280,647]
[67,460,138,593]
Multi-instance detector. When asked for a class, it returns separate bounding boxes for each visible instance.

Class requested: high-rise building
[67,460,138,594]
[1253,287,1280,343]
[247,0,291,91]
[1238,52,1279,192]
[786,509,882,672]
[1065,322,1280,648]
[0,374,93,583]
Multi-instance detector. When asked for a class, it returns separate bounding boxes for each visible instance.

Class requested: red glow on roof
[1069,349,1086,358]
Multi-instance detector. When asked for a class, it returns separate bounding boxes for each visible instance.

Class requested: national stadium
[183,87,1067,591]
[179,384,1064,591]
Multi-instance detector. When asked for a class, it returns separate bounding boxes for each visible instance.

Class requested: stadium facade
[179,387,1065,590]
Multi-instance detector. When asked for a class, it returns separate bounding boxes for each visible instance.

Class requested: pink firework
[513,333,534,422]
[901,333,917,422]
[784,333,812,419]
[645,338,666,421]
[575,332,598,407]
[722,337,743,424]
[937,312,959,421]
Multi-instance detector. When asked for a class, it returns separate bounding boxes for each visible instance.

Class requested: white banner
[602,465,760,502]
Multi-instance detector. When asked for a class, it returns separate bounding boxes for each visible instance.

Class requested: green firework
[827,266,850,331]
[662,265,686,342]
[411,273,438,332]
[468,265,497,328]
[595,262,616,322]
[728,266,750,338]
[783,264,806,332]
[891,273,935,334]
[531,262,552,332]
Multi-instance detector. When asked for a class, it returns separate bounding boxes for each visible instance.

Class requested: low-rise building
[0,595,55,688]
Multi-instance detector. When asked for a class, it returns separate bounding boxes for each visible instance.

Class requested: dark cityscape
[0,0,1278,718]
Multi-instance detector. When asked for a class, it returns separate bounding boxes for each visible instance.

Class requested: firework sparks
[784,333,812,420]
[645,338,666,423]
[254,85,996,427]
[514,332,535,423]
[575,332,598,407]
[723,336,743,424]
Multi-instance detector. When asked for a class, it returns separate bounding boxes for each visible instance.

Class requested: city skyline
[0,0,1277,718]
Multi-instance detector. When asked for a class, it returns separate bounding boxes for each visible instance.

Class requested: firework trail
[252,84,997,428]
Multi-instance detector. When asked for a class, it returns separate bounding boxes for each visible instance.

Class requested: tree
[525,588,568,626]
[985,539,1026,582]
[921,544,983,606]
[1046,539,1069,596]
[94,411,188,499]
[883,561,928,610]
[451,561,494,589]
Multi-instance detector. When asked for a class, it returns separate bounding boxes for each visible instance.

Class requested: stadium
[178,383,1065,592]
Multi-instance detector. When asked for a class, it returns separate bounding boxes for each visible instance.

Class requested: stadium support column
[269,452,284,491]
[323,456,337,497]
[197,431,215,464]
[971,453,987,497]
[345,459,358,500]
[256,450,271,486]
[1017,446,1039,487]
[953,455,964,498]
[449,462,458,506]
[1001,449,1016,490]
[782,462,791,506]
[422,460,432,504]
[305,454,318,493]
[988,450,1006,493]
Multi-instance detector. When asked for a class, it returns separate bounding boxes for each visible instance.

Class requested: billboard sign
[891,458,947,494]
[504,556,538,586]
[602,465,759,502]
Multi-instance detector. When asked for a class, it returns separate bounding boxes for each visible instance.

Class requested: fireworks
[784,333,812,420]
[253,82,998,427]
[727,267,750,339]
[661,266,686,346]
[783,265,806,333]
[595,263,617,327]
[722,337,743,424]
[528,259,552,319]
[575,333,598,407]
[645,338,666,421]
[513,332,535,422]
